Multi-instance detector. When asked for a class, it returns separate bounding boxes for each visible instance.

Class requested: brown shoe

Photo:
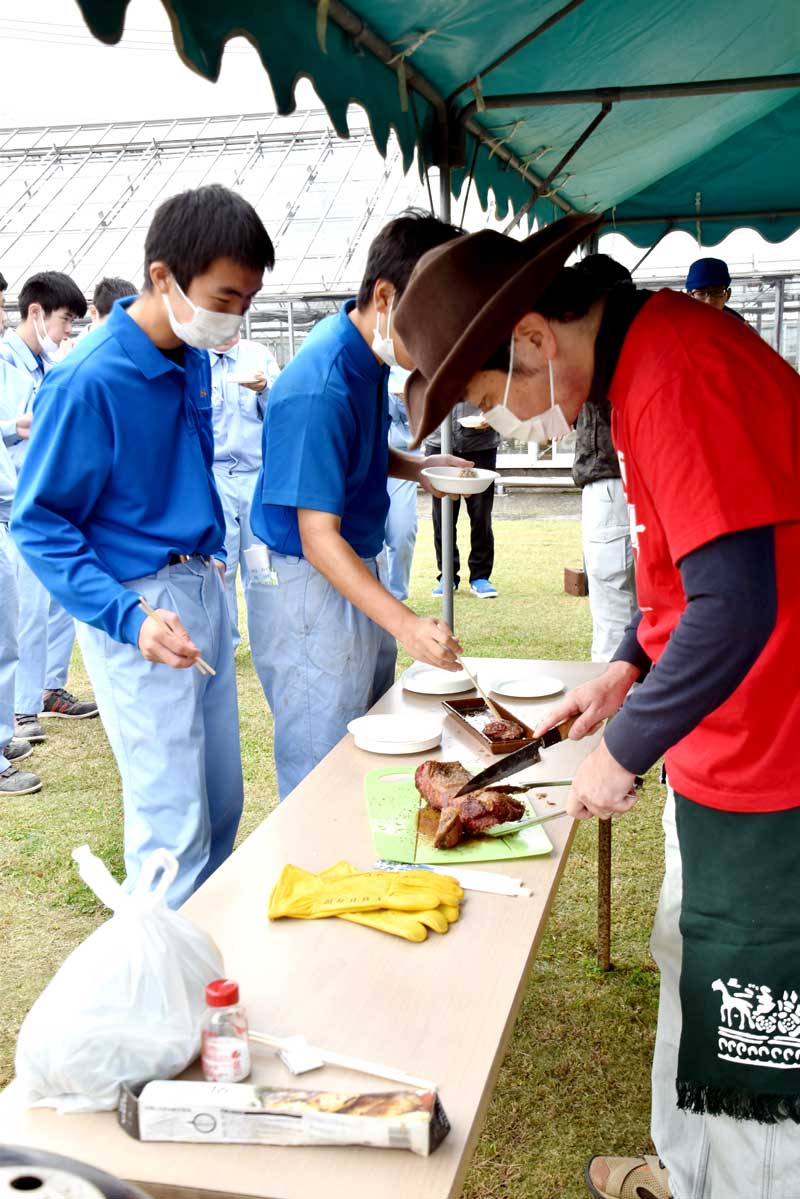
[586,1154,672,1199]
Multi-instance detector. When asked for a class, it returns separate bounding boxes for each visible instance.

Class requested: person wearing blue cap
[685,257,745,320]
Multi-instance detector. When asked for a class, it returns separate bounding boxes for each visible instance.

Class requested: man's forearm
[388,447,421,481]
[301,525,412,639]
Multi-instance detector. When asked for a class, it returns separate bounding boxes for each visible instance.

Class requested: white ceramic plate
[421,466,499,496]
[490,673,565,700]
[347,714,442,755]
[458,414,488,429]
[401,661,475,696]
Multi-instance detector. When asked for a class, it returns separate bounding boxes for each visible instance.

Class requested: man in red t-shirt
[394,215,800,1199]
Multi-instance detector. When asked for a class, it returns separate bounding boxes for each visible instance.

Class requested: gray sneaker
[4,739,33,764]
[14,714,46,742]
[40,688,99,719]
[0,766,42,796]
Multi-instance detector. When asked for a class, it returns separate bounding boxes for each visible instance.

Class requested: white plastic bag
[15,845,224,1113]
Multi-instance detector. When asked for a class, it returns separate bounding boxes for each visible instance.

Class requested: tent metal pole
[630,223,674,274]
[456,71,800,126]
[447,0,589,104]
[504,103,611,234]
[287,301,296,359]
[775,277,786,356]
[438,166,456,631]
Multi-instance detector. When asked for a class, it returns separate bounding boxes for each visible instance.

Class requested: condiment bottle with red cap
[201,978,251,1083]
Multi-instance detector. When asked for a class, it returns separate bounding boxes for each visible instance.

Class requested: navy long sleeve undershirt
[605,525,777,776]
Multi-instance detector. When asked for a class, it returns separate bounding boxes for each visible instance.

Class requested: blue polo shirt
[251,300,390,559]
[11,297,226,646]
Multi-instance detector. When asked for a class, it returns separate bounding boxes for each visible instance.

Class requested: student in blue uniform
[248,211,467,800]
[0,355,40,796]
[12,185,274,906]
[0,271,96,743]
[208,332,280,644]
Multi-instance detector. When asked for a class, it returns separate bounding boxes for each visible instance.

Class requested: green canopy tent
[71,0,800,628]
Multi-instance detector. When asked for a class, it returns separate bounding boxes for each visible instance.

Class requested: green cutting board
[365,766,553,865]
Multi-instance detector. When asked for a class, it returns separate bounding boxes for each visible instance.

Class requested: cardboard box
[119,1081,450,1157]
[564,566,588,597]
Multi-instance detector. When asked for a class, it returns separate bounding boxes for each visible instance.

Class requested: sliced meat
[483,718,524,741]
[433,806,463,849]
[414,761,471,811]
[416,760,527,848]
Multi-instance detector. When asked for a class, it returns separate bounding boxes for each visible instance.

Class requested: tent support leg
[598,818,612,971]
[438,166,455,631]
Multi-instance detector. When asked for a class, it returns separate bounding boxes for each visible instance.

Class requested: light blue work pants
[248,551,397,800]
[76,559,243,909]
[581,478,637,662]
[384,477,418,602]
[11,547,75,714]
[0,523,18,769]
[212,465,258,648]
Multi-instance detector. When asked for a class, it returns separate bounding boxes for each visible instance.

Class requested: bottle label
[201,1032,251,1083]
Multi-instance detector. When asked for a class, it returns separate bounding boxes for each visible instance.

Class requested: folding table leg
[597,817,612,971]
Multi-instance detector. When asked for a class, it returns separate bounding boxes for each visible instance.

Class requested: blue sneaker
[431,580,458,597]
[470,578,498,598]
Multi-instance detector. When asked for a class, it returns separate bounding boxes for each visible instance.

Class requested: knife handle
[541,714,578,748]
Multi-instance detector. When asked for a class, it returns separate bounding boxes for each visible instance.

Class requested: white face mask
[161,277,242,350]
[372,293,398,368]
[33,311,60,361]
[483,337,571,443]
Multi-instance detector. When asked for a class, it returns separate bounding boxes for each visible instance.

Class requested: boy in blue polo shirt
[12,185,274,906]
[249,211,466,799]
[0,271,96,742]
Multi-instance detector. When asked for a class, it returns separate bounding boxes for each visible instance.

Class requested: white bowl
[402,662,475,696]
[347,714,442,755]
[421,466,499,496]
[458,414,488,429]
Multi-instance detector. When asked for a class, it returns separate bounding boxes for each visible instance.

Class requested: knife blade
[453,715,577,798]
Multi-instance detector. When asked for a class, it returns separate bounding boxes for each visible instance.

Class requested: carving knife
[453,715,577,798]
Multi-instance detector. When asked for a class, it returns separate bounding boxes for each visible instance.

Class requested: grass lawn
[0,514,662,1199]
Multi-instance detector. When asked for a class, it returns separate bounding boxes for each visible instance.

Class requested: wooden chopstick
[457,657,505,721]
[137,598,216,676]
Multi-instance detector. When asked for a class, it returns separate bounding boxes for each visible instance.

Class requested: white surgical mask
[483,336,571,443]
[372,293,398,368]
[161,277,242,350]
[33,312,60,362]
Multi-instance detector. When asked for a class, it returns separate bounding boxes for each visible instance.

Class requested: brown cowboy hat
[394,212,601,447]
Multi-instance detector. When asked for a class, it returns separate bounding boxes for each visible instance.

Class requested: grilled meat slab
[414,761,525,848]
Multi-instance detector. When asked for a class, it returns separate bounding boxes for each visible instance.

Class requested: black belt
[168,553,211,566]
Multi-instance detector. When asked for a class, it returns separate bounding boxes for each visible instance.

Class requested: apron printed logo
[713,978,800,1068]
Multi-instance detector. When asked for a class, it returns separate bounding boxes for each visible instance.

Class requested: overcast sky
[1,0,799,278]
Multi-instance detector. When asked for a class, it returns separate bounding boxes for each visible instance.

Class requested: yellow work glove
[268,862,463,922]
[320,863,461,942]
[339,904,460,942]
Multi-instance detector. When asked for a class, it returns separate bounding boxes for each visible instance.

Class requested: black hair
[0,271,7,292]
[479,263,617,373]
[144,184,274,291]
[18,271,87,320]
[93,276,137,316]
[575,252,631,289]
[356,208,463,310]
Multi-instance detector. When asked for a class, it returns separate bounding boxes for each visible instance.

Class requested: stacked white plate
[401,661,474,696]
[347,714,443,754]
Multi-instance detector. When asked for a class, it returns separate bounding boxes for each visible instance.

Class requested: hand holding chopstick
[137,598,216,675]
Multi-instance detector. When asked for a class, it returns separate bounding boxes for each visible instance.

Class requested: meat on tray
[415,761,525,849]
[483,718,524,741]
